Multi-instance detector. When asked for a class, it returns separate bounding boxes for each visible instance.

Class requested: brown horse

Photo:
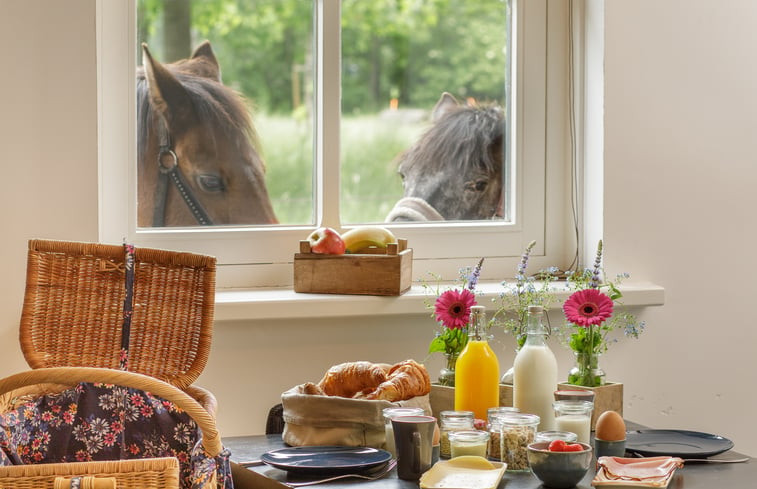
[385,93,504,222]
[137,41,277,227]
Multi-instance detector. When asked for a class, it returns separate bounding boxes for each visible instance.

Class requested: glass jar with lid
[382,407,425,458]
[487,406,520,422]
[553,400,594,445]
[439,410,475,458]
[534,430,579,444]
[499,413,540,471]
[486,408,519,460]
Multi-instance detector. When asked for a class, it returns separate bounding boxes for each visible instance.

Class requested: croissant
[302,382,326,396]
[364,359,431,402]
[317,361,388,398]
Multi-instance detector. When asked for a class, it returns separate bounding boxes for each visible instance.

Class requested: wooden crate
[430,384,514,419]
[431,382,622,430]
[293,238,412,296]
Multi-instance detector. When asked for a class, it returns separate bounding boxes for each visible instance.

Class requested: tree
[139,0,508,114]
[163,0,191,61]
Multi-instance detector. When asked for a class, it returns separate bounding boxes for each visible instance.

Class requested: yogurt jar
[448,430,490,458]
[439,410,475,458]
[553,400,593,445]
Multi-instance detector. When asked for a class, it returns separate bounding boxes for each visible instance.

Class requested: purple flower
[518,240,537,278]
[590,240,603,288]
[468,258,484,290]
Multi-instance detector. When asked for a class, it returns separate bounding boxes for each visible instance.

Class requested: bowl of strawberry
[526,440,592,488]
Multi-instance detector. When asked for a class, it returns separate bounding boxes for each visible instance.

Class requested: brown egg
[595,410,626,441]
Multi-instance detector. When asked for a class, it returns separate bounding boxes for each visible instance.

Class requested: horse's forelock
[137,69,258,164]
[403,103,504,175]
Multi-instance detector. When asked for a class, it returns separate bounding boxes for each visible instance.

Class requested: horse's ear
[142,43,195,130]
[432,92,460,122]
[190,40,222,82]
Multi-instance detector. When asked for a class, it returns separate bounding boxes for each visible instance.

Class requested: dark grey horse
[386,92,504,222]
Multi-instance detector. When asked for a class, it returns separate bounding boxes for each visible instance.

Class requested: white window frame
[97,0,570,289]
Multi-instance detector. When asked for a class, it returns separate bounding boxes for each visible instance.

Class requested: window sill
[214,281,664,322]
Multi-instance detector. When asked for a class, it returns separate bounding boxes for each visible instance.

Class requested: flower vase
[568,351,605,387]
[438,353,458,387]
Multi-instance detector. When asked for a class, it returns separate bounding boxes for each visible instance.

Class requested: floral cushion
[0,382,232,489]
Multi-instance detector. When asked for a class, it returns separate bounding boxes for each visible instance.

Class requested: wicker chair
[0,367,226,488]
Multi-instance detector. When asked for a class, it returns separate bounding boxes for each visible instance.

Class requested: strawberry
[548,439,567,452]
[564,443,584,452]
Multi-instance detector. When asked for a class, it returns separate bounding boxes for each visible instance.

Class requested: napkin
[592,456,683,487]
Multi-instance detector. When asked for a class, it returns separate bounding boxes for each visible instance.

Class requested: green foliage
[254,114,313,223]
[495,241,559,348]
[421,259,485,359]
[428,327,468,355]
[139,0,508,113]
[557,241,646,356]
[255,114,422,224]
[568,325,603,354]
[339,115,424,223]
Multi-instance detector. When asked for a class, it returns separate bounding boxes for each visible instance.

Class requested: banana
[341,226,397,253]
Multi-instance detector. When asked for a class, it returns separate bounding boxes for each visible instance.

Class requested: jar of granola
[499,413,540,471]
[486,408,519,460]
[439,410,475,458]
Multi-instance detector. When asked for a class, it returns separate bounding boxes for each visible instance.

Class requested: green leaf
[607,283,623,301]
[428,336,446,353]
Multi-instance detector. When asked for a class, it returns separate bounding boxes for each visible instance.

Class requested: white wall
[1,0,755,457]
[0,0,98,373]
[603,0,757,455]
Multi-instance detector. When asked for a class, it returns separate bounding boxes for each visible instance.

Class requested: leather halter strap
[152,118,214,226]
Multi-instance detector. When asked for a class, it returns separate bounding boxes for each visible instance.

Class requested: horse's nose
[385,197,445,222]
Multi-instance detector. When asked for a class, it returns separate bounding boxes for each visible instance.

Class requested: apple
[307,227,346,255]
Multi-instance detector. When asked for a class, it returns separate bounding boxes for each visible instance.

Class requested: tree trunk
[163,0,191,62]
[370,35,382,108]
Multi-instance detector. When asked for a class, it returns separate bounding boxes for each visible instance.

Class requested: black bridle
[152,118,214,227]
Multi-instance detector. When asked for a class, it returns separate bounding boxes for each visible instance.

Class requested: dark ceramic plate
[260,446,392,475]
[625,430,734,458]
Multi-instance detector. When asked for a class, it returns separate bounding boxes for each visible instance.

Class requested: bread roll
[310,359,430,402]
[317,361,388,398]
[364,359,431,402]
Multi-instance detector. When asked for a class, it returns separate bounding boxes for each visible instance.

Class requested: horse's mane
[136,68,259,164]
[401,102,504,174]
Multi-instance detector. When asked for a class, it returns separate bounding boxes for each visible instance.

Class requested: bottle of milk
[513,305,557,431]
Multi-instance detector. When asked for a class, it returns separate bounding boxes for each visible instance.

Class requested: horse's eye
[196,174,226,193]
[475,180,488,191]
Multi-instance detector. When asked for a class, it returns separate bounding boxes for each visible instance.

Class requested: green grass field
[256,112,427,224]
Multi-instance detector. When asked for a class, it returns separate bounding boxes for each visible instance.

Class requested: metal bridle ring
[158,149,178,174]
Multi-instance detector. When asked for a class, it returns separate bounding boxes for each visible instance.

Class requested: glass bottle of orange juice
[454,305,499,420]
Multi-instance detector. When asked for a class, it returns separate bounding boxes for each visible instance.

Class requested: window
[98,0,570,289]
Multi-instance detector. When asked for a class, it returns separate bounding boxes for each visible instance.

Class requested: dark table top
[224,430,753,489]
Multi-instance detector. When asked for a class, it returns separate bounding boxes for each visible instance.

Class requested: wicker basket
[20,239,216,391]
[0,457,179,489]
[0,367,224,489]
[8,241,228,488]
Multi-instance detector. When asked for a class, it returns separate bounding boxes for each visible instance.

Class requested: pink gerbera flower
[563,288,614,327]
[434,289,476,329]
